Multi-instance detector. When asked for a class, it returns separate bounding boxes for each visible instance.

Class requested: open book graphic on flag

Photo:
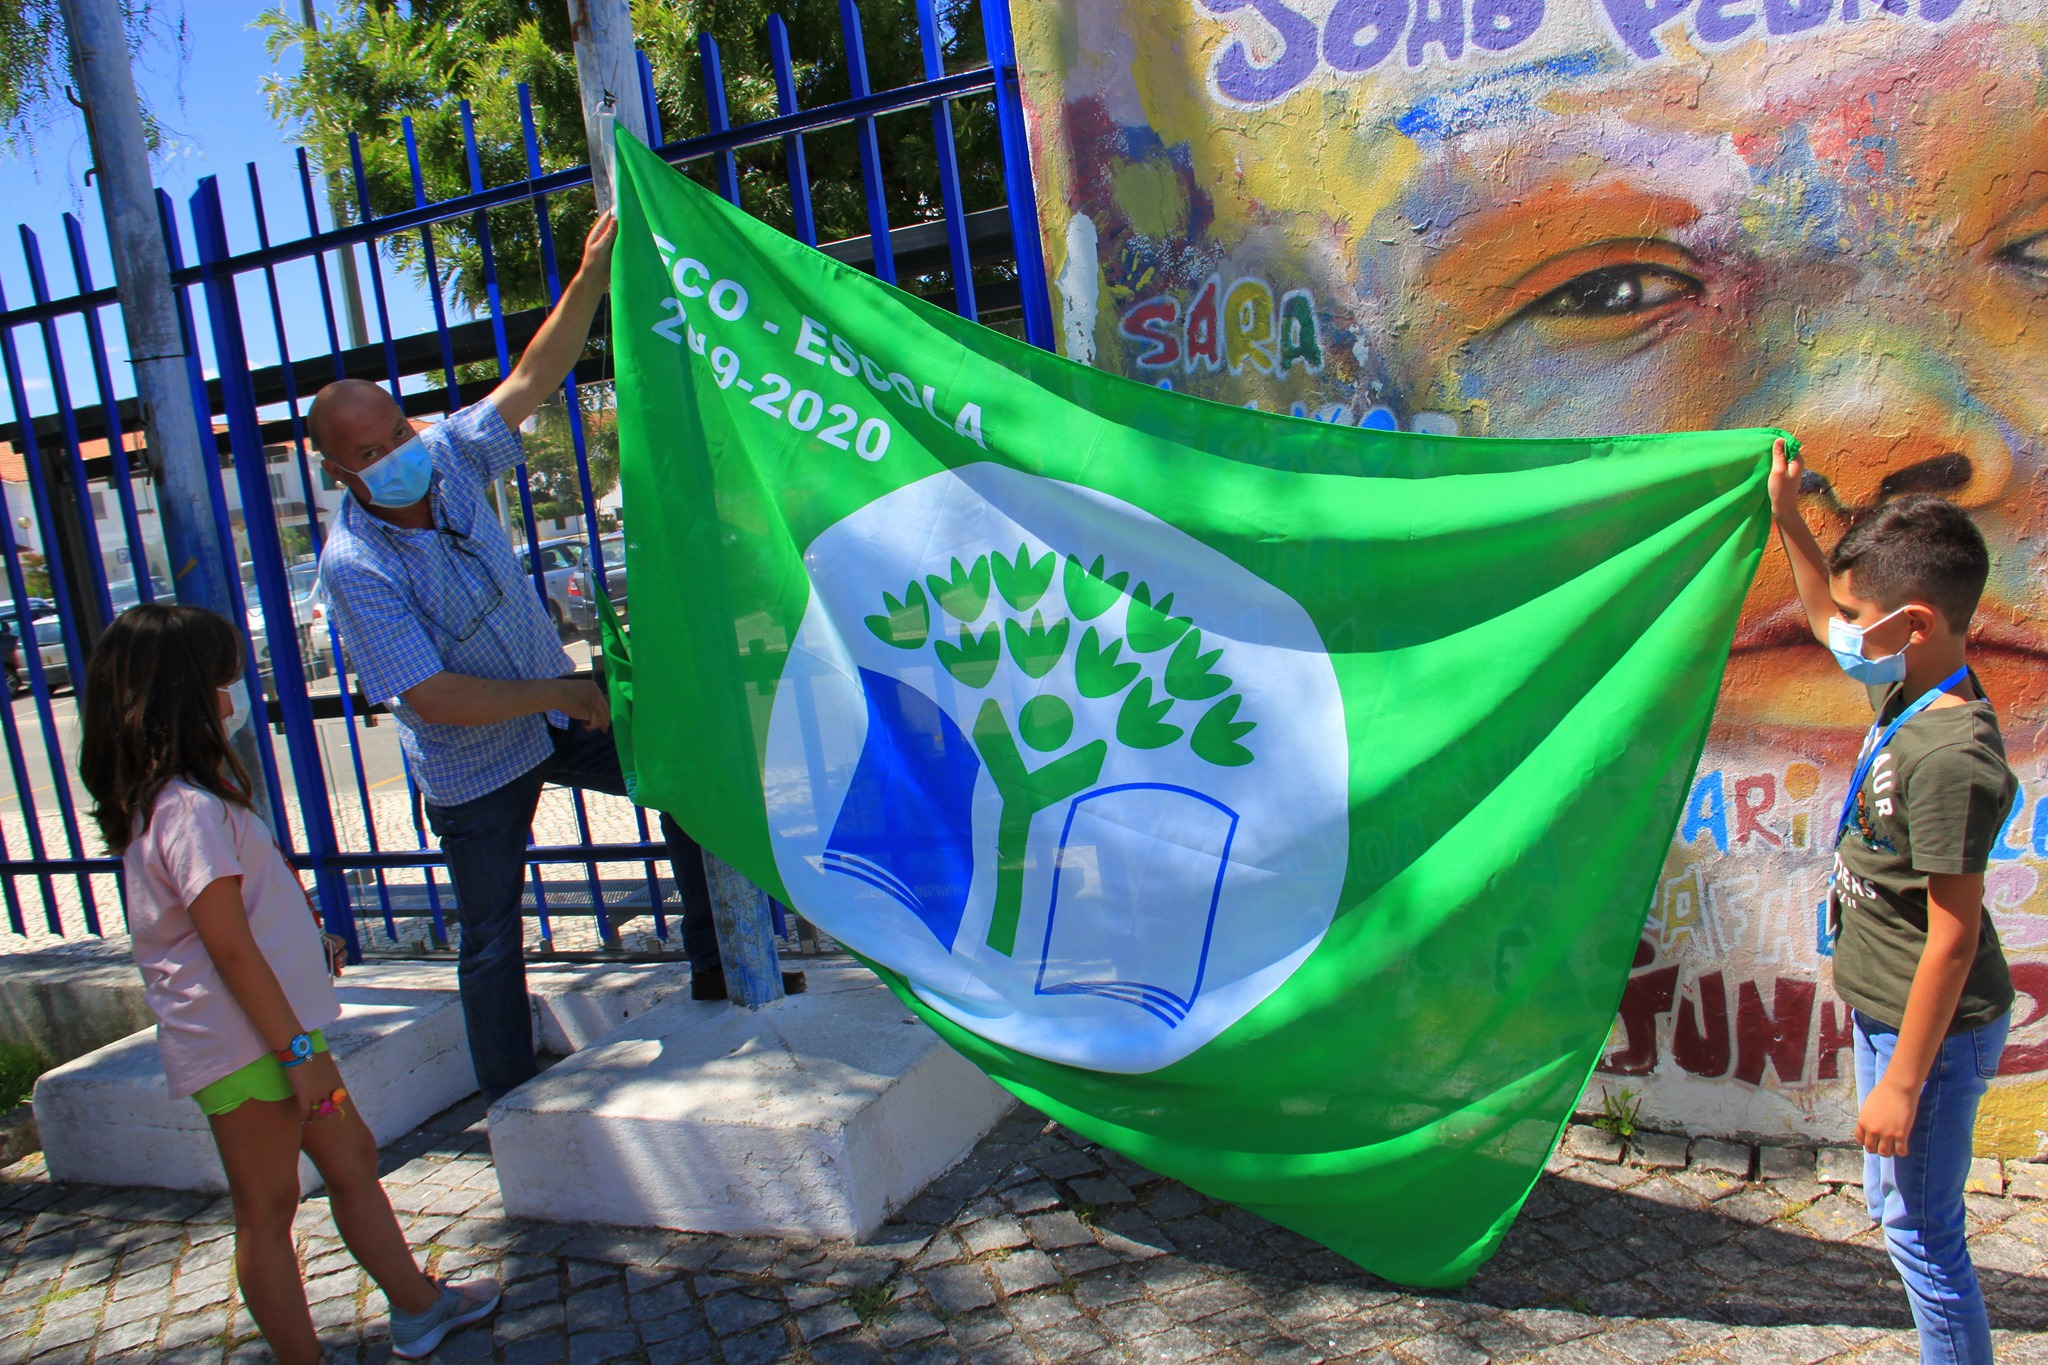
[820,670,981,952]
[1035,784,1238,1027]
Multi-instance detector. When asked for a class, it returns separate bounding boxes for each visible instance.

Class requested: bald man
[311,215,793,1104]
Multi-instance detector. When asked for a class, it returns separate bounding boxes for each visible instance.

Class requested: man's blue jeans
[1855,1009,2010,1365]
[424,722,721,1101]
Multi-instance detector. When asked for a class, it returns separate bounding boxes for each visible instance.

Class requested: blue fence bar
[0,4,1052,949]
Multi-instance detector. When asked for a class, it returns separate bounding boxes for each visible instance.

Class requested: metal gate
[0,0,1051,957]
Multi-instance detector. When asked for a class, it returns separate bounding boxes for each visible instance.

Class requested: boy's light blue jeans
[1854,1009,2010,1365]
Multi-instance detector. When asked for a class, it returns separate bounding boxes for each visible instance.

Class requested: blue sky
[0,3,457,428]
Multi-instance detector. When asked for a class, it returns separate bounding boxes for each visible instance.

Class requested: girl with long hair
[80,603,498,1362]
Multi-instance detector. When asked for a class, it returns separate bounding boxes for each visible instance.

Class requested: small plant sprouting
[1592,1088,1644,1144]
[848,1282,896,1327]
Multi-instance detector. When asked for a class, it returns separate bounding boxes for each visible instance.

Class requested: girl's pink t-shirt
[124,779,342,1099]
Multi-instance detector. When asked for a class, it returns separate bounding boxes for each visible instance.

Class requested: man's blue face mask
[353,433,433,508]
[1827,606,1912,686]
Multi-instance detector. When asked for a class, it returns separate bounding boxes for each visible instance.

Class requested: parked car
[106,575,172,616]
[565,533,627,639]
[0,598,55,626]
[239,561,332,678]
[29,617,70,694]
[0,605,38,697]
[517,536,590,636]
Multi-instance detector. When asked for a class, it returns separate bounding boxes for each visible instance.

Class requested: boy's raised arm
[1770,436,1834,646]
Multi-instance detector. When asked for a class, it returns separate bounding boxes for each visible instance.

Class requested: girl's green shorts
[192,1031,329,1116]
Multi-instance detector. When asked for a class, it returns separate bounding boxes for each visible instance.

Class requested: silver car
[29,617,70,693]
[517,536,589,636]
[565,533,626,639]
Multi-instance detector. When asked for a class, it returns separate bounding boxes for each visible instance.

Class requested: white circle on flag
[762,464,1348,1073]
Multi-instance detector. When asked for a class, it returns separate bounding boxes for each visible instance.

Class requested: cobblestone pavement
[4,1097,2048,1365]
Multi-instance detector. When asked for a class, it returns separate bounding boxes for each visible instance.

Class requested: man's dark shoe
[690,969,808,1001]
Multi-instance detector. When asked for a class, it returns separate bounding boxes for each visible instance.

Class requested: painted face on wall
[1018,4,2048,749]
[1350,20,2048,743]
[1016,1,2048,1149]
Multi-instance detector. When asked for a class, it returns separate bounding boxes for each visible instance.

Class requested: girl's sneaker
[389,1275,502,1359]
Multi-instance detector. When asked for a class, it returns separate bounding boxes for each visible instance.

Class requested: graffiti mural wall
[1010,0,2048,1153]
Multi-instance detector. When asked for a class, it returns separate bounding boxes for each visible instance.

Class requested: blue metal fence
[0,1,1051,956]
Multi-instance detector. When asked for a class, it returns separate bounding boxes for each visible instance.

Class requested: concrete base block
[330,959,693,1056]
[33,981,473,1196]
[0,942,153,1066]
[526,961,693,1055]
[488,964,1015,1242]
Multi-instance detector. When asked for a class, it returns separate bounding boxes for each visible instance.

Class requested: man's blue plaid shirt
[319,400,572,807]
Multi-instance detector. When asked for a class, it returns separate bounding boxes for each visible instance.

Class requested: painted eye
[1531,265,1700,317]
[2003,231,2048,278]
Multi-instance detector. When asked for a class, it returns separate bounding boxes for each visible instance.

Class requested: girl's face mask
[218,681,251,735]
[1826,606,1913,686]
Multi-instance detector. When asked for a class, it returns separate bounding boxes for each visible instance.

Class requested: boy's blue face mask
[352,434,433,508]
[1827,606,1911,686]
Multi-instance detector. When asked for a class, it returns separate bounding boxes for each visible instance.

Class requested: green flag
[606,130,1775,1288]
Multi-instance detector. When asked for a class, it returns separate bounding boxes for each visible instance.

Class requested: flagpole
[569,0,787,1005]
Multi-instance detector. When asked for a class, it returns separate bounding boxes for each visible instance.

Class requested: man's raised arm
[488,213,619,433]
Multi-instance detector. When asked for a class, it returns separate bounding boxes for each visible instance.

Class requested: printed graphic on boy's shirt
[1854,753,1900,853]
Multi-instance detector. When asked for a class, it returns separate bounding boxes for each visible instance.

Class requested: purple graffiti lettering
[1919,0,1964,18]
[1406,0,1466,66]
[1692,0,1756,44]
[1471,0,1544,50]
[1596,0,1693,60]
[1324,0,1409,73]
[1761,0,1828,35]
[1203,0,1321,105]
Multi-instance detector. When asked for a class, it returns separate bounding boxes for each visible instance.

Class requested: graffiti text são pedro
[1202,0,1966,105]
[1607,765,2048,1089]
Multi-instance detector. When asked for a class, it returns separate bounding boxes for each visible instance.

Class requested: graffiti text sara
[1119,279,1324,375]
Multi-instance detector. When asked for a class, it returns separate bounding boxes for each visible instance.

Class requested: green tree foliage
[1,0,182,164]
[258,0,1002,317]
[867,547,1255,957]
[514,387,619,522]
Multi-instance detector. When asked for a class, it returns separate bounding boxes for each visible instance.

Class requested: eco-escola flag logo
[765,464,1350,1075]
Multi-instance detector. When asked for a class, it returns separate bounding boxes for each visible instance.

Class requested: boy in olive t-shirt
[1768,439,2015,1365]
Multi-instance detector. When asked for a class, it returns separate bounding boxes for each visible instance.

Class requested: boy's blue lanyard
[1818,665,1972,955]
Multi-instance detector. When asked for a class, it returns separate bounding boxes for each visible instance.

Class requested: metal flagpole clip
[599,109,619,213]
